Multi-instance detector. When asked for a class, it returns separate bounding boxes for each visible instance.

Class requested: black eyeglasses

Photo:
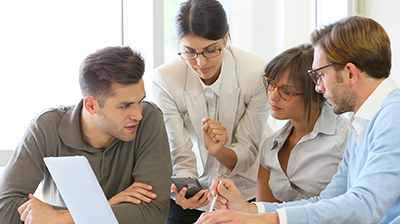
[178,39,224,60]
[307,63,335,85]
[263,76,301,101]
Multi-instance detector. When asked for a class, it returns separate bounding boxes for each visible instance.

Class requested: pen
[209,180,223,212]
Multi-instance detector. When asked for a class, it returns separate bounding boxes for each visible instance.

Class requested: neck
[352,77,385,114]
[291,106,321,138]
[80,108,115,150]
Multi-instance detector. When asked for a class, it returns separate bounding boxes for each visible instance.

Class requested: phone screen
[171,176,203,199]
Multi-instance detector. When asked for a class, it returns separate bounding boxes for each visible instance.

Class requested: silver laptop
[44,156,119,224]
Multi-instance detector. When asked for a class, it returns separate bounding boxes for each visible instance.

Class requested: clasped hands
[17,182,157,224]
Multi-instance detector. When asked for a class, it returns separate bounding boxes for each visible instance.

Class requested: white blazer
[151,46,273,183]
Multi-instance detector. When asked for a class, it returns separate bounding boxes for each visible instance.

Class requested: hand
[108,182,157,206]
[18,194,74,224]
[202,117,228,157]
[208,178,257,213]
[194,209,280,224]
[172,185,210,210]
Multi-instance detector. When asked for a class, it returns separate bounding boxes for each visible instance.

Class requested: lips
[125,124,138,132]
[198,67,211,73]
[270,104,281,111]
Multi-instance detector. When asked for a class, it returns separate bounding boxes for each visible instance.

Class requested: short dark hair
[79,46,145,107]
[175,0,229,41]
[265,43,325,129]
[311,15,391,79]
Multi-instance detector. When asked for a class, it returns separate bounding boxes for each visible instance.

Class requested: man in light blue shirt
[195,15,400,224]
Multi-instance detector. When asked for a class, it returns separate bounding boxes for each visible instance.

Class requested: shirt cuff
[251,202,265,214]
[277,208,288,224]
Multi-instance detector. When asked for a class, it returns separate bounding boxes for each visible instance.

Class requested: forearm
[0,197,26,224]
[112,200,169,224]
[213,146,237,170]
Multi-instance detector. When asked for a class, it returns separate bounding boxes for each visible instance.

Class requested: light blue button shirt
[257,78,400,224]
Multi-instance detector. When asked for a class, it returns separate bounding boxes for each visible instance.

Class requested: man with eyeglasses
[195,15,400,224]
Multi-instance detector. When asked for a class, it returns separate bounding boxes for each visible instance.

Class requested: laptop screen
[44,156,119,224]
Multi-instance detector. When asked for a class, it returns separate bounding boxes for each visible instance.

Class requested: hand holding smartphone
[171,176,203,199]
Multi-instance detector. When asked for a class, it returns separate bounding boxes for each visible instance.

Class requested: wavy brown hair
[311,15,391,79]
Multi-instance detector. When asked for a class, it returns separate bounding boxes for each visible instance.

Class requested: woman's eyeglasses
[178,39,224,60]
[263,76,301,101]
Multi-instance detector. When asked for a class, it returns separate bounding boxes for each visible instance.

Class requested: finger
[17,201,28,219]
[207,192,214,201]
[175,187,188,200]
[28,193,35,200]
[202,117,210,126]
[171,185,179,194]
[197,190,210,206]
[188,189,206,202]
[209,178,224,196]
[202,121,210,134]
[130,187,158,199]
[211,135,228,144]
[129,182,153,191]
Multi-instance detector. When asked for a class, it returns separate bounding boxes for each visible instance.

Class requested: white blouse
[260,104,350,202]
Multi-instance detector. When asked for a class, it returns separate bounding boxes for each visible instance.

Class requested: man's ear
[83,96,97,115]
[346,62,361,85]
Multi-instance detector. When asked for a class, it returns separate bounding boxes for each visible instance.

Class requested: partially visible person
[151,0,272,223]
[0,46,172,224]
[195,15,400,224]
[257,43,349,203]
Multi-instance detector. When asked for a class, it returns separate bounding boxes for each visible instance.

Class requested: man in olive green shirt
[0,46,172,224]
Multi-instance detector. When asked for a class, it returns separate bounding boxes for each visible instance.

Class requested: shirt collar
[268,103,339,151]
[349,77,398,143]
[198,65,224,96]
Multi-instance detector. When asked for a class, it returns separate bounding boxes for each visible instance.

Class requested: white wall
[362,0,400,85]
[222,0,313,62]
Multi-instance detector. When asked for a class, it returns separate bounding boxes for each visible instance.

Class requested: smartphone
[171,176,203,199]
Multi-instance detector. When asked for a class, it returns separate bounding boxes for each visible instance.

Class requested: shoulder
[142,101,163,117]
[318,104,349,134]
[371,88,400,126]
[229,47,267,66]
[227,47,267,74]
[225,47,267,89]
[151,57,188,94]
[152,57,187,82]
[382,88,400,106]
[33,105,75,127]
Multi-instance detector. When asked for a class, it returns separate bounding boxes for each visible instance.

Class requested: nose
[268,88,280,101]
[129,105,143,122]
[195,54,207,67]
[315,82,325,93]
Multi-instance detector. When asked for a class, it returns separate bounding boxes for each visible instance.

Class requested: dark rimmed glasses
[263,76,301,101]
[307,63,335,85]
[178,39,224,60]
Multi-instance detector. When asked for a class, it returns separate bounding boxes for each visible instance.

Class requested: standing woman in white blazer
[151,0,273,223]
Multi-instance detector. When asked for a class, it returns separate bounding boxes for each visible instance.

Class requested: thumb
[28,193,35,200]
[218,182,238,202]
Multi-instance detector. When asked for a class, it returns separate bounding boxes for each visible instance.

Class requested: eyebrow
[117,95,146,106]
[182,41,219,51]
